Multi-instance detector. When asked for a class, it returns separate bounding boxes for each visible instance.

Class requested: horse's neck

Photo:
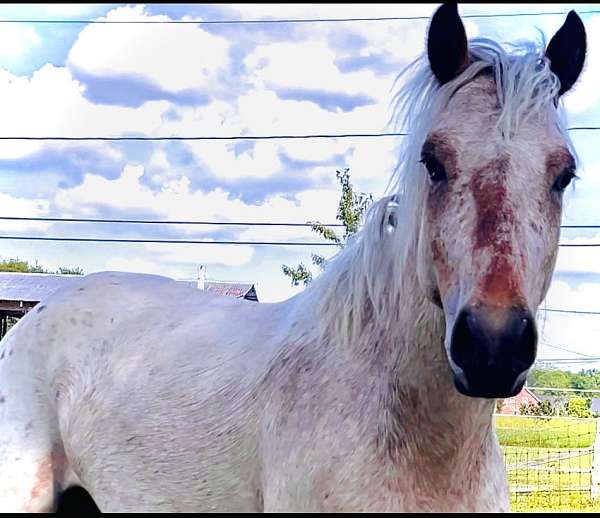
[373,262,495,467]
[284,241,495,455]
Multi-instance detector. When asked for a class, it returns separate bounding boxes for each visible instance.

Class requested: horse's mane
[295,37,575,349]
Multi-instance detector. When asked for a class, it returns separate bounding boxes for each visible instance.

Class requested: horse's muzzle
[448,305,537,398]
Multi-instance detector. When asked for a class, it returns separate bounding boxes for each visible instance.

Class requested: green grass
[495,416,597,449]
[510,491,600,513]
[494,416,600,512]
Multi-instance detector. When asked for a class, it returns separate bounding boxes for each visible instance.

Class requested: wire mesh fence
[495,414,600,512]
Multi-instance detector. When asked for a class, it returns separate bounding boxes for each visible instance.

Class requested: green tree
[0,258,46,273]
[527,367,573,391]
[282,168,373,286]
[0,257,84,275]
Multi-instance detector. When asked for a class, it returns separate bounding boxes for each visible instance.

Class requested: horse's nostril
[449,306,538,397]
[449,309,478,370]
[511,314,537,371]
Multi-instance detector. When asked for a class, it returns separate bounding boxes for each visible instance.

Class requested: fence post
[592,418,600,499]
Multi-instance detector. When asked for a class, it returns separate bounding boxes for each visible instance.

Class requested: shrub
[567,397,592,418]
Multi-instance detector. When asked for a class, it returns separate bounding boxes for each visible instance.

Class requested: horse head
[416,4,586,398]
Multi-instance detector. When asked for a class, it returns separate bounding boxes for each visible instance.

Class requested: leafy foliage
[0,257,84,275]
[567,396,592,418]
[282,168,373,286]
[519,400,555,417]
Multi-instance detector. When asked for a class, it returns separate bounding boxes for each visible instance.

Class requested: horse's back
[1,271,279,512]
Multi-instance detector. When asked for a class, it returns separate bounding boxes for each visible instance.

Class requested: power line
[0,234,598,247]
[0,127,597,141]
[536,358,600,365]
[0,133,406,141]
[538,308,600,316]
[541,342,598,359]
[561,226,600,229]
[0,235,340,246]
[1,10,600,25]
[0,216,345,228]
[1,216,598,231]
[558,244,600,247]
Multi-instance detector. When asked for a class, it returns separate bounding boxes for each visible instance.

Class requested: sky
[0,3,599,371]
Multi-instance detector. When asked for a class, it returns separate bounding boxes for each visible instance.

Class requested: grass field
[494,415,599,512]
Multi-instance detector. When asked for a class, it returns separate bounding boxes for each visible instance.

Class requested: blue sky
[0,3,599,370]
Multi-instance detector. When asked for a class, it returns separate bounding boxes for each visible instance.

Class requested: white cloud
[54,162,345,230]
[0,21,40,58]
[244,40,389,98]
[555,232,600,274]
[536,279,600,369]
[103,256,188,280]
[144,242,255,267]
[0,191,51,233]
[67,5,231,92]
[39,4,105,16]
[0,65,166,158]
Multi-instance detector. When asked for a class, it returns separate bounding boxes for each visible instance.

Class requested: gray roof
[0,272,257,303]
[0,272,83,302]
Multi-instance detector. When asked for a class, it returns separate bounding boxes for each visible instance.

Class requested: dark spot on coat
[37,305,46,313]
[0,394,5,404]
[0,351,4,360]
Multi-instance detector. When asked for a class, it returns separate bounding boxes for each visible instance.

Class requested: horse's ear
[545,11,587,97]
[427,3,469,85]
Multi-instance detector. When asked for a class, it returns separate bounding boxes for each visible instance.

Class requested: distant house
[0,271,258,338]
[497,386,542,415]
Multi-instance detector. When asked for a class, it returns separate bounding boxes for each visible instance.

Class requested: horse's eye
[552,167,577,193]
[420,154,447,183]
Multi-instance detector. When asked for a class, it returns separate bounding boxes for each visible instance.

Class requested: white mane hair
[296,37,576,350]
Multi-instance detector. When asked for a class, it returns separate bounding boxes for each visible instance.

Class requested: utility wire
[0,133,405,141]
[1,10,600,24]
[0,216,345,227]
[1,216,598,230]
[538,308,600,316]
[0,128,597,141]
[541,342,598,359]
[0,235,340,246]
[0,235,598,247]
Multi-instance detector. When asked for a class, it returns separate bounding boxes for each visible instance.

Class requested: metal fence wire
[495,414,600,512]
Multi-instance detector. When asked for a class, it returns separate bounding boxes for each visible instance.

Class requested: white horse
[0,4,587,513]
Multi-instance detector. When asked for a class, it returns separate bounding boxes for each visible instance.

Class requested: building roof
[0,272,258,304]
[178,280,258,301]
[522,386,542,403]
[0,272,82,302]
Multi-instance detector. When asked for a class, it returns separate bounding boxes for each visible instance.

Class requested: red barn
[497,386,541,415]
